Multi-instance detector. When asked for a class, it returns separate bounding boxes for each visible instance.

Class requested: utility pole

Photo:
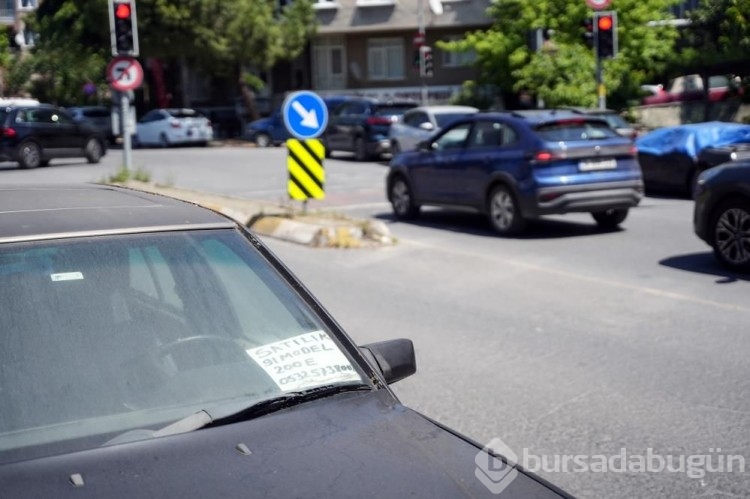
[417,0,427,105]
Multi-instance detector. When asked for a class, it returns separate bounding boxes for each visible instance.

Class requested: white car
[389,105,479,154]
[135,108,213,147]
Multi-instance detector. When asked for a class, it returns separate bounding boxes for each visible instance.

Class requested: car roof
[0,184,234,244]
[504,109,611,126]
[412,105,479,114]
[562,107,618,115]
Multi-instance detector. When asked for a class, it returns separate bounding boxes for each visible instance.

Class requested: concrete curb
[116,181,396,248]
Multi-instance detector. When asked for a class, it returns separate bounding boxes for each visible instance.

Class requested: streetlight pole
[417,0,427,105]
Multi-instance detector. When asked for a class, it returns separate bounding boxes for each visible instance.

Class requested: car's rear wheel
[255,133,271,147]
[17,141,42,169]
[710,198,750,272]
[487,185,526,235]
[592,208,629,229]
[85,138,103,164]
[354,137,369,161]
[389,176,419,219]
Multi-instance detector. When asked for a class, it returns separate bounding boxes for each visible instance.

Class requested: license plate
[579,159,617,171]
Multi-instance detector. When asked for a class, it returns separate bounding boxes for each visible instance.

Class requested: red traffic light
[115,3,131,19]
[598,15,613,31]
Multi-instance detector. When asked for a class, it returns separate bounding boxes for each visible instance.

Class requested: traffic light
[109,0,139,56]
[582,18,594,49]
[419,45,434,78]
[596,12,617,59]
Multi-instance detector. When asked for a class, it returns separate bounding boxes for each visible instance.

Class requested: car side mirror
[419,122,434,131]
[359,339,416,385]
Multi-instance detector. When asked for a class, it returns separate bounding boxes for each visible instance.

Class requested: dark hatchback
[323,97,418,161]
[694,160,750,272]
[387,110,643,235]
[0,185,573,498]
[0,104,106,169]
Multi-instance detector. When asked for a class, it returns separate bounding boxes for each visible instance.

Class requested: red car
[642,74,739,105]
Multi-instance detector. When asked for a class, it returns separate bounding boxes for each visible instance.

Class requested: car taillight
[1,127,16,138]
[170,119,182,128]
[366,116,392,126]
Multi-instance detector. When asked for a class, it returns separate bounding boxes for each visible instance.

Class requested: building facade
[307,0,492,103]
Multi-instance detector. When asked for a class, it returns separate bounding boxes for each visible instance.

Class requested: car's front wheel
[592,208,629,229]
[487,185,526,235]
[255,133,271,147]
[389,176,419,219]
[17,141,42,169]
[85,138,103,164]
[710,198,750,272]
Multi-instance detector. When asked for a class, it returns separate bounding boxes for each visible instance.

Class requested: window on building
[367,38,404,81]
[440,35,476,68]
[312,37,346,90]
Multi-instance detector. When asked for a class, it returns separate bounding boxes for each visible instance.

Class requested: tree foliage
[21,0,315,107]
[682,0,750,70]
[442,0,681,109]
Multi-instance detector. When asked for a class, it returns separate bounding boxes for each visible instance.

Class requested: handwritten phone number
[276,364,355,385]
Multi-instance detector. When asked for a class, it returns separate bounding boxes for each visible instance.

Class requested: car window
[83,108,110,119]
[339,102,367,116]
[434,122,472,151]
[24,108,55,124]
[168,109,204,119]
[404,111,429,128]
[599,113,629,129]
[534,119,618,141]
[435,113,476,129]
[140,111,162,123]
[0,229,366,463]
[467,121,516,148]
[51,110,73,125]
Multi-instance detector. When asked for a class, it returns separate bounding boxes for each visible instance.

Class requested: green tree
[223,0,316,121]
[442,0,680,109]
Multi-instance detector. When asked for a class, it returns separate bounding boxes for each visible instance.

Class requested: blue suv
[386,110,644,235]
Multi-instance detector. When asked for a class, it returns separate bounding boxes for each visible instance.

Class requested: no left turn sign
[107,56,144,92]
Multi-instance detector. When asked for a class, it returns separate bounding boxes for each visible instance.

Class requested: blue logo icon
[282,91,329,140]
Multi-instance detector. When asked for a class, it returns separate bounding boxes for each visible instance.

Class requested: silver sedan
[388,105,479,154]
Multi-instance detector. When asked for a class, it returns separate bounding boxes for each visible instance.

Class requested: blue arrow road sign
[282,91,329,140]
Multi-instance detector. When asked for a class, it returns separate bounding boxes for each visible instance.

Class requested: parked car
[134,108,213,147]
[389,105,479,154]
[642,74,740,105]
[563,107,638,139]
[246,96,350,147]
[0,184,573,499]
[67,106,115,144]
[0,104,106,169]
[387,110,643,235]
[694,160,750,272]
[323,97,418,161]
[636,122,750,197]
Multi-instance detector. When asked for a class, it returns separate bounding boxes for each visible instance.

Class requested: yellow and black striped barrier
[286,138,325,201]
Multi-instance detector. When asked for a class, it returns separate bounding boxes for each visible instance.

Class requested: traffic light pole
[121,93,132,172]
[596,48,605,110]
[417,0,427,105]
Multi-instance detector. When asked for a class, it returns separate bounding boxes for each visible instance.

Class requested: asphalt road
[4,145,750,498]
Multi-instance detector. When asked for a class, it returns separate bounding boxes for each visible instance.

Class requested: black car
[323,97,418,161]
[387,110,643,235]
[67,106,116,144]
[0,184,572,498]
[0,104,106,169]
[693,160,750,272]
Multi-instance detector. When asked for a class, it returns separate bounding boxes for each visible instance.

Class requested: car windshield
[434,113,473,128]
[534,119,619,141]
[0,229,367,463]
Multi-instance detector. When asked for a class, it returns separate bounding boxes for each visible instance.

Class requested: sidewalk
[118,181,395,248]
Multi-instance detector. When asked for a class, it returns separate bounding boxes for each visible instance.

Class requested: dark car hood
[0,390,567,498]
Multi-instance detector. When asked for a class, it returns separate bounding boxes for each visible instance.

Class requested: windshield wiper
[129,383,372,440]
